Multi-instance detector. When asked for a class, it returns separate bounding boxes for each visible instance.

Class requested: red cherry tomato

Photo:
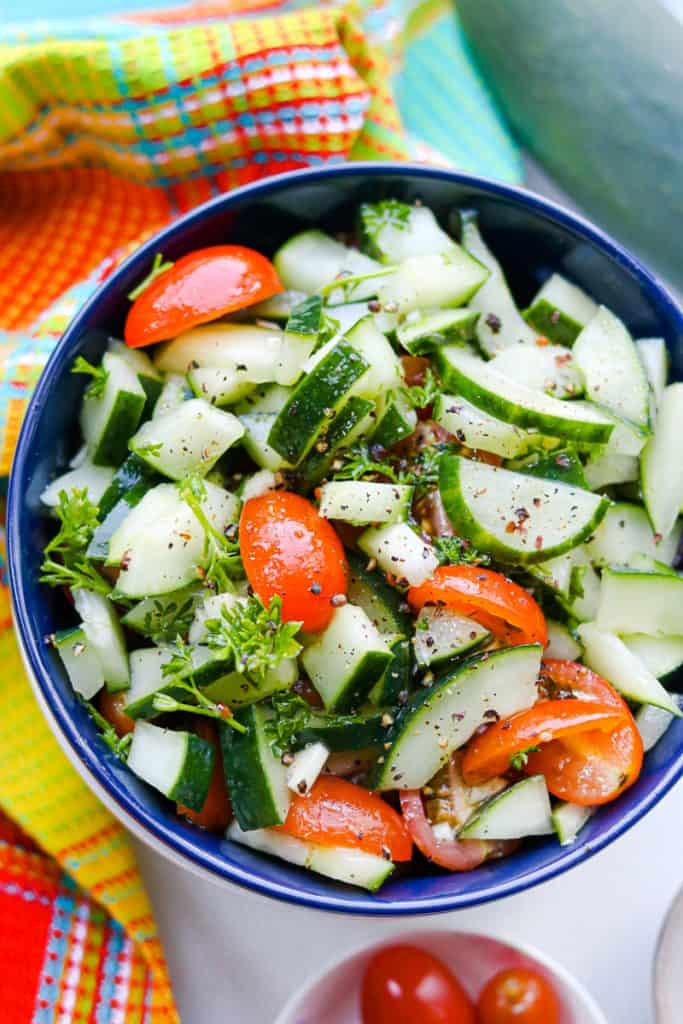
[399,790,491,871]
[124,245,282,347]
[239,491,348,633]
[98,690,134,737]
[361,944,476,1024]
[279,776,412,861]
[408,566,548,648]
[176,720,232,832]
[477,967,560,1024]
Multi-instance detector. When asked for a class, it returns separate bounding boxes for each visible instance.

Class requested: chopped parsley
[40,488,111,595]
[127,252,174,301]
[400,368,440,411]
[509,746,541,771]
[71,356,108,399]
[204,595,302,684]
[432,534,491,567]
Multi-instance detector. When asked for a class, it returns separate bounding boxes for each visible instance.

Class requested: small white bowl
[275,929,608,1024]
[655,882,683,1022]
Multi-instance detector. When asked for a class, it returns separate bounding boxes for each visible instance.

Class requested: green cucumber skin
[124,683,188,721]
[120,587,201,642]
[325,649,394,713]
[87,477,156,561]
[515,447,588,490]
[293,396,374,487]
[297,713,390,752]
[220,706,287,831]
[397,310,479,355]
[88,390,147,467]
[434,349,613,445]
[524,301,583,347]
[139,374,164,418]
[346,551,412,635]
[369,636,411,705]
[286,294,324,340]
[99,454,159,518]
[438,455,611,565]
[372,401,414,448]
[267,341,369,464]
[167,734,215,812]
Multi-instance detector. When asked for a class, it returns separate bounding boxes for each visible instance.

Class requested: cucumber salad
[40,199,683,893]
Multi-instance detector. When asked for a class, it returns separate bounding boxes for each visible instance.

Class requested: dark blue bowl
[9,163,683,914]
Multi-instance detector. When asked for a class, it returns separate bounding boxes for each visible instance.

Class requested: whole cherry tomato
[361,945,476,1024]
[124,245,282,347]
[239,491,348,633]
[477,967,560,1024]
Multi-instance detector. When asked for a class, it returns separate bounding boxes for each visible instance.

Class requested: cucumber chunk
[414,606,491,668]
[228,822,394,891]
[434,393,535,459]
[54,626,105,700]
[528,552,575,600]
[72,589,129,692]
[240,469,277,503]
[621,635,683,680]
[278,294,326,386]
[153,374,191,418]
[577,622,682,716]
[525,273,598,346]
[296,710,391,752]
[80,351,147,466]
[128,720,215,812]
[552,802,594,846]
[573,307,650,434]
[318,481,413,525]
[200,658,297,709]
[123,647,183,719]
[459,776,553,840]
[376,248,489,315]
[371,644,542,791]
[301,604,392,712]
[358,522,439,587]
[641,383,683,539]
[129,398,244,480]
[240,413,290,472]
[107,338,162,412]
[344,316,402,397]
[439,454,610,564]
[359,200,455,264]
[372,394,417,448]
[41,461,115,508]
[187,366,255,407]
[87,470,158,562]
[220,705,290,830]
[286,742,329,795]
[559,549,601,623]
[154,322,283,379]
[586,503,681,568]
[247,289,307,322]
[584,450,639,490]
[545,620,582,661]
[369,635,412,706]
[274,229,384,300]
[489,343,584,400]
[121,586,202,643]
[636,703,678,752]
[436,347,613,444]
[513,447,588,490]
[597,567,683,637]
[636,337,668,408]
[293,397,374,487]
[98,454,159,519]
[396,308,479,354]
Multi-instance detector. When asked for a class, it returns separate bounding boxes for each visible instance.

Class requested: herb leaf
[332,442,402,484]
[40,488,111,595]
[84,700,132,760]
[400,367,440,410]
[177,473,242,592]
[72,356,109,399]
[432,534,491,567]
[509,746,541,771]
[264,691,312,756]
[204,595,302,684]
[128,252,174,301]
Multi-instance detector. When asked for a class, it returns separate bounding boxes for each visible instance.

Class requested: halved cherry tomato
[361,944,476,1024]
[477,967,560,1024]
[524,659,643,805]
[124,245,282,347]
[176,720,232,832]
[399,790,491,871]
[400,354,430,386]
[408,566,548,647]
[279,775,412,861]
[98,690,134,737]
[461,700,626,784]
[239,491,347,633]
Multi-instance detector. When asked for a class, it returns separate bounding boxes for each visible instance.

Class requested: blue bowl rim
[8,160,683,915]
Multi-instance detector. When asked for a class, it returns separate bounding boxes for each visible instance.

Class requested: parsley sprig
[128,252,174,301]
[509,746,541,771]
[71,356,109,399]
[332,442,403,484]
[400,368,440,410]
[85,701,132,760]
[157,636,246,732]
[204,595,302,684]
[264,691,312,756]
[40,489,111,595]
[433,534,491,567]
[177,474,242,592]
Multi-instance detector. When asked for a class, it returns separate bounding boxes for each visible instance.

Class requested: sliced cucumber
[187,366,255,407]
[552,802,594,846]
[80,351,146,466]
[458,210,536,354]
[577,622,681,716]
[396,308,479,355]
[87,471,157,562]
[636,703,678,752]
[358,522,439,587]
[154,322,283,379]
[545,620,582,661]
[489,343,584,400]
[278,294,325,386]
[267,340,368,465]
[188,592,243,645]
[641,383,683,539]
[246,289,307,322]
[438,455,609,564]
[54,626,105,700]
[236,383,292,416]
[434,393,535,459]
[72,589,129,692]
[370,644,542,791]
[559,549,602,623]
[528,551,575,599]
[301,604,392,712]
[621,634,683,680]
[524,273,598,346]
[459,776,553,840]
[294,397,374,487]
[359,200,455,264]
[325,300,397,338]
[573,307,650,434]
[436,348,613,444]
[98,453,159,519]
[584,449,640,490]
[129,398,244,480]
[153,374,190,419]
[376,248,489,315]
[200,658,297,709]
[240,413,290,472]
[228,822,394,891]
[318,481,413,525]
[121,586,201,643]
[41,461,115,508]
[286,742,329,795]
[597,567,683,637]
[296,709,391,752]
[512,447,588,490]
[636,337,668,408]
[220,705,290,830]
[274,229,384,301]
[344,316,402,397]
[127,720,215,812]
[240,469,277,503]
[107,338,162,411]
[586,503,681,568]
[123,647,183,719]
[370,635,412,706]
[372,393,417,448]
[414,606,491,668]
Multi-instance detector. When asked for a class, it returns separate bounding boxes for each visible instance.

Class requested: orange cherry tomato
[361,944,476,1024]
[124,245,282,347]
[461,700,626,784]
[279,775,412,862]
[239,491,348,633]
[98,690,135,737]
[524,660,643,805]
[477,967,560,1024]
[176,720,232,832]
[408,566,548,647]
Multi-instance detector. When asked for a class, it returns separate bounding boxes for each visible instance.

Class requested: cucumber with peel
[636,704,678,752]
[358,522,439,587]
[80,351,147,467]
[524,273,598,346]
[273,229,385,301]
[586,503,681,568]
[41,461,115,508]
[434,393,535,459]
[72,589,129,692]
[545,620,582,661]
[636,337,668,408]
[414,606,491,668]
[459,776,554,840]
[621,635,683,680]
[129,398,244,480]
[376,248,489,315]
[489,343,584,400]
[641,383,683,539]
[552,802,595,846]
[54,627,105,700]
[318,481,413,525]
[128,721,215,812]
[597,568,683,637]
[220,705,291,830]
[359,200,456,264]
[395,307,479,354]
